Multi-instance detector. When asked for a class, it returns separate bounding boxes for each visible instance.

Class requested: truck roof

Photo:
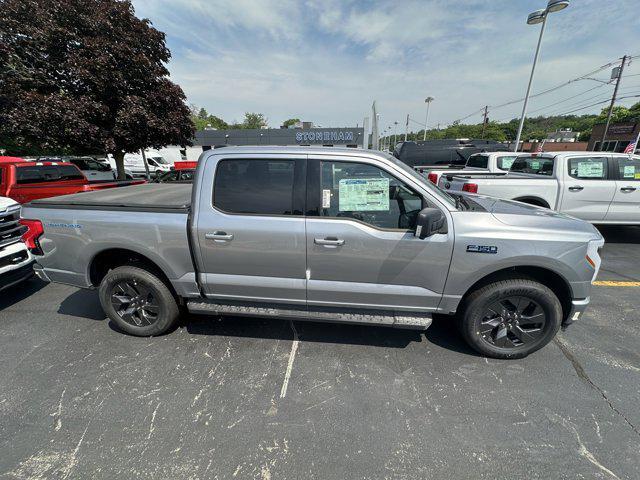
[201,146,383,157]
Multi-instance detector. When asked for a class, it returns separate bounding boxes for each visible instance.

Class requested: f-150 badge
[467,245,498,254]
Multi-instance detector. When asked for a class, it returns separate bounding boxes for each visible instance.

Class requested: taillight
[462,183,478,194]
[19,219,44,253]
[427,173,438,184]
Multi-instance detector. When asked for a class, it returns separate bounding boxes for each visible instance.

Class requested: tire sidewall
[462,281,562,359]
[98,266,179,336]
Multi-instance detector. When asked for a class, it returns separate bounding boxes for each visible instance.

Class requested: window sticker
[322,189,331,208]
[635,173,640,179]
[530,161,540,170]
[623,165,636,178]
[338,178,389,211]
[500,157,516,169]
[577,161,604,178]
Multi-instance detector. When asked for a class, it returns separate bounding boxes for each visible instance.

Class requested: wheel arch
[88,248,177,298]
[459,265,573,322]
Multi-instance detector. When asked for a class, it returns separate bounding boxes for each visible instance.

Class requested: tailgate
[438,175,468,191]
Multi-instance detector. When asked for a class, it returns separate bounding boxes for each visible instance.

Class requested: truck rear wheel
[459,278,562,359]
[98,266,179,336]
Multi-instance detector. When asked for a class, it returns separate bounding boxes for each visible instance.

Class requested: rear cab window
[466,155,488,169]
[16,165,84,184]
[568,156,608,180]
[509,156,555,176]
[616,156,640,181]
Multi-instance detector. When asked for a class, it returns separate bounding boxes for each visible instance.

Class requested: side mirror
[415,207,445,239]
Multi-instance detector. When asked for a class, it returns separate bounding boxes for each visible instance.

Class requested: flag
[624,132,639,154]
[535,140,545,153]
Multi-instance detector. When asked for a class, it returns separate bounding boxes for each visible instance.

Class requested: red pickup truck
[0,160,145,203]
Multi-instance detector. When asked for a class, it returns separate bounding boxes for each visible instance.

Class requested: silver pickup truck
[21,147,604,359]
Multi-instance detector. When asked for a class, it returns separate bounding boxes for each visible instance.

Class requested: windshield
[509,156,555,176]
[380,152,457,207]
[150,156,170,165]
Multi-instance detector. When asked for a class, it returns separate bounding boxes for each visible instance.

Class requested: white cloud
[132,0,640,130]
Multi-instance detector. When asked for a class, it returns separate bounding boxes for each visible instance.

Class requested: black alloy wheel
[110,279,160,326]
[478,296,546,349]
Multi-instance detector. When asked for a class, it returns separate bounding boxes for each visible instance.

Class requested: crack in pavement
[554,336,640,439]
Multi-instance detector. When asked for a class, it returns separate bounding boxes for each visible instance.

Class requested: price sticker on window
[322,189,331,208]
[338,178,389,211]
[623,165,636,178]
[577,162,604,178]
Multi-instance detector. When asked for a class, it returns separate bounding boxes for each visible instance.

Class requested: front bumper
[562,297,590,329]
[0,261,35,292]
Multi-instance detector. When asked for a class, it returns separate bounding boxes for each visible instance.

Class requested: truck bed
[27,183,191,212]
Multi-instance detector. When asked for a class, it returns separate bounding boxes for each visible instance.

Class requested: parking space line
[593,281,640,287]
[279,321,299,399]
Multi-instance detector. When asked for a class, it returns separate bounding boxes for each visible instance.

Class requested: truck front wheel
[98,265,180,336]
[459,278,562,359]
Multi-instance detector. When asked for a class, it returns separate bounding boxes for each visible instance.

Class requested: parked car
[394,139,511,169]
[22,147,604,359]
[153,169,195,184]
[440,151,640,224]
[0,196,34,291]
[106,151,174,178]
[0,160,145,204]
[61,156,116,182]
[422,152,521,185]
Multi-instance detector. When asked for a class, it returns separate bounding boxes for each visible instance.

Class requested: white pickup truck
[422,152,520,185]
[440,151,640,224]
[0,196,34,291]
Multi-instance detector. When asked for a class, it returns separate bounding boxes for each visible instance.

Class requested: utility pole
[404,114,409,142]
[481,106,489,138]
[600,55,628,151]
[423,97,434,141]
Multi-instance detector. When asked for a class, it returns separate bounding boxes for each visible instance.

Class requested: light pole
[513,0,570,152]
[393,121,398,150]
[423,97,434,141]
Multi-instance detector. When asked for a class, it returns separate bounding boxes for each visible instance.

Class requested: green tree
[242,112,268,129]
[0,0,194,178]
[282,118,300,128]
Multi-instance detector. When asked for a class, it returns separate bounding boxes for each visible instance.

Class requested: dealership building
[588,121,639,153]
[193,126,366,150]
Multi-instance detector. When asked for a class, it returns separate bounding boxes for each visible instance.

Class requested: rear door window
[509,156,555,176]
[496,155,518,171]
[213,159,297,215]
[616,156,640,181]
[568,157,608,180]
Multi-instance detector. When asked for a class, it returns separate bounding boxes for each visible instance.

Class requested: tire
[98,266,180,336]
[459,278,562,359]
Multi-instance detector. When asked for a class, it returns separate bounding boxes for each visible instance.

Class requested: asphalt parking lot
[0,226,639,480]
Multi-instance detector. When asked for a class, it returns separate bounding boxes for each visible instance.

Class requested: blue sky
[132,0,640,132]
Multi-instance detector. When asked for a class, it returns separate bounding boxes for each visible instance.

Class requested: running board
[186,300,432,330]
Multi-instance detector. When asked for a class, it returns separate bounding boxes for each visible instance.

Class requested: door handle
[568,186,584,192]
[314,237,345,246]
[620,186,637,192]
[205,231,234,242]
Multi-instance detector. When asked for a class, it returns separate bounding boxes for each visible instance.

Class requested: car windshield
[509,156,555,176]
[381,152,457,207]
[150,156,170,165]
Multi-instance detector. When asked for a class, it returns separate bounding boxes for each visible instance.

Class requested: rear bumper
[562,297,590,329]
[0,261,35,292]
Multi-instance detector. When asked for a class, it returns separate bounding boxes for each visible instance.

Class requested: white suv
[0,197,34,291]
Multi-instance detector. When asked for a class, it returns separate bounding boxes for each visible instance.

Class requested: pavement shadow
[185,313,424,349]
[595,225,640,244]
[57,288,106,321]
[0,277,47,311]
[425,315,478,356]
